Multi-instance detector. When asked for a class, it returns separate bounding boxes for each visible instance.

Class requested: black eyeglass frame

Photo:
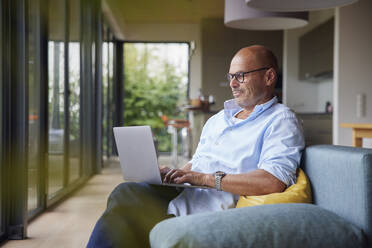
[226,67,270,83]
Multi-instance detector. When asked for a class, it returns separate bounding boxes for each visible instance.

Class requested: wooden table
[340,123,372,147]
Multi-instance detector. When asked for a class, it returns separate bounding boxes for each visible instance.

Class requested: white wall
[283,29,319,112]
[334,0,372,147]
[201,19,283,111]
[122,23,202,100]
[318,79,333,112]
[283,10,334,113]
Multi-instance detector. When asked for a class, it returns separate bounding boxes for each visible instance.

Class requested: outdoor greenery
[102,42,113,157]
[123,43,188,152]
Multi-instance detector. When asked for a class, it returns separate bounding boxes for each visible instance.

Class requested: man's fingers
[173,172,204,186]
[163,169,174,183]
[169,170,185,183]
[160,167,171,176]
[163,169,188,184]
[164,169,179,183]
[174,175,187,184]
[160,167,170,181]
[163,168,198,184]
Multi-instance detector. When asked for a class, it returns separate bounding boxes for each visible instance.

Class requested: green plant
[123,43,187,152]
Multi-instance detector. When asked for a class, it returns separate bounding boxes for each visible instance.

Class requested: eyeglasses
[226,67,270,83]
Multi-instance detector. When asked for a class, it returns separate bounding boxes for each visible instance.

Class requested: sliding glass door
[0,0,104,241]
[123,42,189,155]
[47,0,66,198]
[102,26,114,160]
[27,0,42,214]
[0,0,4,237]
[47,0,84,198]
[68,0,81,184]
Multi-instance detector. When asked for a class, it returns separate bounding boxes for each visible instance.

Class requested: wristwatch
[214,171,226,191]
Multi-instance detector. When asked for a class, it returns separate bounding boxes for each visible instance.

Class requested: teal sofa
[150,145,372,248]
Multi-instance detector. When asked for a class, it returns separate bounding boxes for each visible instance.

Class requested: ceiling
[103,0,225,38]
[104,0,224,23]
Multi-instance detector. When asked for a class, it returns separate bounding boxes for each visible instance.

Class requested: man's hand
[159,166,172,181]
[163,169,212,187]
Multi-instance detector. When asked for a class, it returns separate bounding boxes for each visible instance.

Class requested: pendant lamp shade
[224,0,308,30]
[246,0,359,12]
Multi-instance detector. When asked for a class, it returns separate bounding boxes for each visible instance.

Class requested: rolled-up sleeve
[257,113,305,186]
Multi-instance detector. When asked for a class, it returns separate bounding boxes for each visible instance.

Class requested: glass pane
[0,0,3,232]
[102,42,108,158]
[48,0,66,197]
[123,43,189,153]
[68,0,81,183]
[108,42,114,156]
[102,41,113,159]
[69,42,80,183]
[27,0,40,211]
[102,41,114,158]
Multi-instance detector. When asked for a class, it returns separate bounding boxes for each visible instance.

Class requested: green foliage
[124,43,187,152]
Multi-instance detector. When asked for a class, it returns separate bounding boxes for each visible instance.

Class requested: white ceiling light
[245,0,359,12]
[224,0,308,30]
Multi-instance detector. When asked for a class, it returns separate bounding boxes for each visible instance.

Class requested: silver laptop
[113,126,210,189]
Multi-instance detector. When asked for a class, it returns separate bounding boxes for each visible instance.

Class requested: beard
[233,89,267,109]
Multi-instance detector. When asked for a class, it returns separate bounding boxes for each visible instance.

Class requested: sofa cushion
[150,203,367,248]
[236,168,312,207]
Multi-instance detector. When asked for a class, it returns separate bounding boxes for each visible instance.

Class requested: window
[68,0,81,183]
[0,0,3,235]
[102,30,114,159]
[123,42,189,153]
[0,0,104,241]
[27,0,41,213]
[47,0,66,197]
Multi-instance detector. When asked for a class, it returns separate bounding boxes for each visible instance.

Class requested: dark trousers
[86,182,180,248]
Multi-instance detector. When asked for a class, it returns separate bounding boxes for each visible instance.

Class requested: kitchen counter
[296,112,332,115]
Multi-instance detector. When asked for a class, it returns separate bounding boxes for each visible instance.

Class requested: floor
[2,155,187,248]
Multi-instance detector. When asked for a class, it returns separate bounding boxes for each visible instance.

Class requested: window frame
[0,0,5,241]
[0,0,104,241]
[26,0,49,220]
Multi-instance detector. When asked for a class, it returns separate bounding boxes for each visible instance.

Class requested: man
[87,45,304,247]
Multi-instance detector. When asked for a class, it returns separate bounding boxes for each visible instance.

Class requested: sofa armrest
[150,204,366,248]
[302,145,372,243]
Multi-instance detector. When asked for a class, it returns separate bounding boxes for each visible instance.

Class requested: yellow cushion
[236,168,312,208]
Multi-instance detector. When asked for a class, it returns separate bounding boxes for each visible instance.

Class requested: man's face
[229,54,269,109]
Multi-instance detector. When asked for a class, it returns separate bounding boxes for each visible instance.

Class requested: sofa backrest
[302,145,372,244]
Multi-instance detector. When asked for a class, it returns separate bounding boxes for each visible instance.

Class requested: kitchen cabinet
[297,113,332,146]
[299,18,334,81]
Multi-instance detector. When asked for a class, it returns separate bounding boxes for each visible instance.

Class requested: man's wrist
[214,171,227,191]
[203,174,215,187]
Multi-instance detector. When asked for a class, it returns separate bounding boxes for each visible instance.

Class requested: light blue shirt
[168,97,305,216]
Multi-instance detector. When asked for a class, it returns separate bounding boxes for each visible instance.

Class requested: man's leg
[86,182,180,248]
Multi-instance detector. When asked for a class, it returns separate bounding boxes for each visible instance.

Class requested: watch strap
[215,171,226,191]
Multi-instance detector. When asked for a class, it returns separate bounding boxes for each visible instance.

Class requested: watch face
[215,171,226,177]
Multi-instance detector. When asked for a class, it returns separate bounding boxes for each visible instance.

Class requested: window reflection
[69,42,80,183]
[0,0,3,230]
[68,0,81,183]
[48,41,65,197]
[102,41,114,159]
[28,0,40,211]
[48,0,66,197]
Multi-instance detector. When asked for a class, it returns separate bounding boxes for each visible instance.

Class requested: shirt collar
[224,96,278,123]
